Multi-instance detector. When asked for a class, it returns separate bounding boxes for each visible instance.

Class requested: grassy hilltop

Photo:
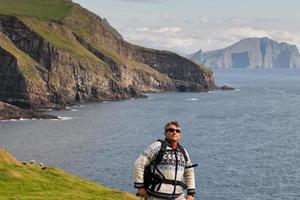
[0,149,138,200]
[0,0,72,20]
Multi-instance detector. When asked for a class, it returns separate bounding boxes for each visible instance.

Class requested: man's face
[164,124,181,143]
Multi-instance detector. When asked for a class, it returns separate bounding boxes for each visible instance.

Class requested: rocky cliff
[190,37,300,68]
[0,0,217,112]
[0,101,57,120]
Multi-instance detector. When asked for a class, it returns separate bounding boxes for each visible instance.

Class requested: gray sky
[73,0,300,54]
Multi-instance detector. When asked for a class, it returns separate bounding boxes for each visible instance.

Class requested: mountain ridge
[190,37,300,68]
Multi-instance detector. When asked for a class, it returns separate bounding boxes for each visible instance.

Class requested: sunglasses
[166,128,181,133]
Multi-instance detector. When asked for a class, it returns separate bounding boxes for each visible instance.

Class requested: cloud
[123,26,194,53]
[120,12,300,54]
[122,24,300,54]
[136,26,182,33]
[162,13,175,22]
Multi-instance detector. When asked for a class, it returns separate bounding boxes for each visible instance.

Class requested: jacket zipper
[172,149,178,197]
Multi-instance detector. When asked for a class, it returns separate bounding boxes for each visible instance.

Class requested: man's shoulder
[148,140,162,149]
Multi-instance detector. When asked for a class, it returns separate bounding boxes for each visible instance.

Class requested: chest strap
[151,175,187,190]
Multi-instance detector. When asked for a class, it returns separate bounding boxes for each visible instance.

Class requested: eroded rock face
[0,15,144,108]
[0,45,49,108]
[191,37,300,68]
[0,3,217,110]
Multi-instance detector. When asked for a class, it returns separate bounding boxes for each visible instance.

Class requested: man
[133,121,196,200]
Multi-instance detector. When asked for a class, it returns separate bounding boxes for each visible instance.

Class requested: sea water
[1,68,300,200]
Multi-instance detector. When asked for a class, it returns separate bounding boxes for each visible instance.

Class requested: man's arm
[133,142,161,194]
[184,150,196,199]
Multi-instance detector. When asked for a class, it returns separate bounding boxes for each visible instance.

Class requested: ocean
[1,68,300,200]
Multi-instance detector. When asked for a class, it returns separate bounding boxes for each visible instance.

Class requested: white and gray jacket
[133,140,196,199]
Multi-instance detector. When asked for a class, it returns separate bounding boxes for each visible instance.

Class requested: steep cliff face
[191,37,300,68]
[0,0,217,110]
[64,4,216,90]
[0,31,48,108]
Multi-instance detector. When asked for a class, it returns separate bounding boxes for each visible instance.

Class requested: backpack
[143,139,189,191]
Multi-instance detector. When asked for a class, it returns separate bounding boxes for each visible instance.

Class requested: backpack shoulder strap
[155,139,167,165]
[177,143,189,162]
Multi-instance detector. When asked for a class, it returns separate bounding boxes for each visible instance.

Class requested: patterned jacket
[133,139,196,199]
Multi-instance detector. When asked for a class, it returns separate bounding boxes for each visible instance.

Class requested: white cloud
[227,27,270,38]
[122,23,300,54]
[200,16,209,23]
[137,27,150,32]
[123,26,194,53]
[136,26,182,33]
[155,27,181,33]
[162,13,175,21]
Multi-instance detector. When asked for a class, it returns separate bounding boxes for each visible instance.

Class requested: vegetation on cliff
[0,0,217,115]
[0,149,138,200]
[0,0,72,20]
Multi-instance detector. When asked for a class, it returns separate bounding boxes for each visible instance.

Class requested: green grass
[0,0,109,68]
[0,0,72,21]
[0,33,47,82]
[0,150,138,200]
[18,17,112,75]
[20,17,104,63]
[66,5,123,65]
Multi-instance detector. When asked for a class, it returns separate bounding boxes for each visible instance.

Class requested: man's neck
[165,138,178,149]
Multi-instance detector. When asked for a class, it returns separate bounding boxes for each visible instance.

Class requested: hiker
[133,121,196,200]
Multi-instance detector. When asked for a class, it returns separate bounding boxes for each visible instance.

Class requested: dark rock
[219,85,235,90]
[0,101,57,120]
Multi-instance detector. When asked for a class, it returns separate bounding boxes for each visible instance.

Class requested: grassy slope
[0,0,111,75]
[20,17,105,64]
[67,5,123,65]
[0,0,72,21]
[0,150,138,200]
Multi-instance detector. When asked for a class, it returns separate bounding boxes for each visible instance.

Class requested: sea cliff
[0,0,218,118]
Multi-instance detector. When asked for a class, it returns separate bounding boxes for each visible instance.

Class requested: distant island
[0,0,230,120]
[189,37,300,68]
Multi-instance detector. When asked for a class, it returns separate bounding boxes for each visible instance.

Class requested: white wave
[186,98,199,101]
[0,119,16,122]
[267,107,279,114]
[71,109,78,112]
[57,116,72,121]
[19,118,29,121]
